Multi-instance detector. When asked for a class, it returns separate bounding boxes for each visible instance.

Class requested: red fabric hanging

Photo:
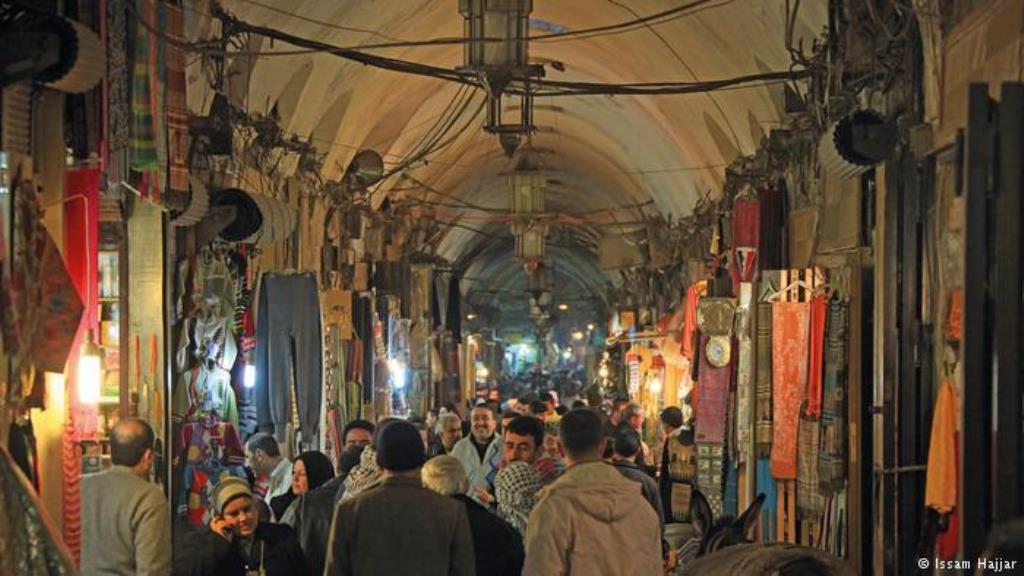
[806,296,827,419]
[731,197,761,294]
[681,282,707,360]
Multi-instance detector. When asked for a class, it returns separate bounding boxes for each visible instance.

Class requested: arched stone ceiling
[185,0,826,325]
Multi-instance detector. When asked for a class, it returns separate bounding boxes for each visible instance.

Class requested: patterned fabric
[754,302,773,456]
[770,302,809,479]
[341,447,382,502]
[818,300,848,493]
[665,428,697,522]
[735,284,753,464]
[130,0,166,201]
[178,463,247,526]
[107,0,130,154]
[796,419,824,519]
[695,336,731,445]
[0,445,76,575]
[494,461,544,538]
[175,419,246,467]
[731,197,761,293]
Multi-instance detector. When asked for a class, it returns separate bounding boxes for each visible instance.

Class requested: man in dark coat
[423,455,525,576]
[173,477,309,576]
[324,420,475,576]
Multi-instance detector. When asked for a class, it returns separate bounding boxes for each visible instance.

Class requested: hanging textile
[818,300,848,493]
[806,296,827,419]
[735,283,753,463]
[681,282,706,360]
[755,301,773,456]
[129,0,167,201]
[0,445,76,575]
[174,416,247,526]
[797,418,824,520]
[731,196,761,294]
[925,380,958,513]
[254,273,323,442]
[695,334,730,517]
[770,301,810,479]
[755,458,778,542]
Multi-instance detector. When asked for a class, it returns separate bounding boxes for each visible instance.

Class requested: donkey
[678,490,855,576]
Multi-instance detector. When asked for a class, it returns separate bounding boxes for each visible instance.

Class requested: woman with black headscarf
[270,451,334,524]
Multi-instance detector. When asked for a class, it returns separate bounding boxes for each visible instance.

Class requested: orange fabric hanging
[925,380,957,513]
[681,282,707,360]
[770,301,810,479]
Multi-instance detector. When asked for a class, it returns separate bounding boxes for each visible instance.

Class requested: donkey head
[690,490,766,558]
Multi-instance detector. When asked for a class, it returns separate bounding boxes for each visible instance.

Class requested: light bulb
[77,353,102,404]
[598,364,610,379]
[562,349,572,360]
[649,377,662,394]
[571,331,584,341]
[388,358,407,389]
[476,365,490,380]
[244,364,256,388]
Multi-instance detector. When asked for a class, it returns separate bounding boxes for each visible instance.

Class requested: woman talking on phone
[174,477,309,575]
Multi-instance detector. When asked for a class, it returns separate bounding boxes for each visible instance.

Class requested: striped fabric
[797,419,824,519]
[754,302,773,456]
[818,301,848,493]
[129,0,166,201]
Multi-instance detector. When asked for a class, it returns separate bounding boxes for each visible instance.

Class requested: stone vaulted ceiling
[185,0,827,329]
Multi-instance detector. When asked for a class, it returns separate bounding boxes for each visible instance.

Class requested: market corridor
[2,1,1024,575]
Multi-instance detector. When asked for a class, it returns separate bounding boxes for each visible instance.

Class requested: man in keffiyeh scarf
[340,446,382,502]
[494,461,544,538]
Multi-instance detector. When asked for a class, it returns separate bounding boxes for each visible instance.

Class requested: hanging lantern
[509,161,548,270]
[458,0,542,156]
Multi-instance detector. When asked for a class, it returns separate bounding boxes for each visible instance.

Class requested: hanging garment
[818,300,848,493]
[254,273,323,442]
[735,284,754,464]
[806,296,827,419]
[797,418,824,520]
[925,380,957,513]
[681,282,706,360]
[771,301,810,479]
[731,197,761,294]
[756,458,778,542]
[172,366,239,429]
[695,334,730,517]
[755,301,774,455]
[0,445,76,576]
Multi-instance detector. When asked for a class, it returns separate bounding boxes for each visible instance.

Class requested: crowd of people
[79,392,695,576]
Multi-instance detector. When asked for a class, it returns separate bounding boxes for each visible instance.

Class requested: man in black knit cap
[323,420,475,576]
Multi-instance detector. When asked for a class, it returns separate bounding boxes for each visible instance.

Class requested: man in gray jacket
[81,418,171,575]
[324,420,475,576]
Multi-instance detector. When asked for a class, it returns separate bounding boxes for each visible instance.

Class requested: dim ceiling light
[558,303,569,311]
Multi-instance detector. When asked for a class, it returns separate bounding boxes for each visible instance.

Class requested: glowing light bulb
[571,331,584,341]
[388,358,407,389]
[557,303,569,311]
[598,364,610,379]
[562,349,572,360]
[244,364,256,388]
[476,365,490,380]
[649,377,662,394]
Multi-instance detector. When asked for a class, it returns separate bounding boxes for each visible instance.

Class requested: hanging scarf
[806,296,827,419]
[818,300,848,493]
[755,302,773,456]
[797,418,824,519]
[770,302,810,479]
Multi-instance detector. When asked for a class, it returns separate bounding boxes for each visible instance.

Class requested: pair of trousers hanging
[254,273,322,442]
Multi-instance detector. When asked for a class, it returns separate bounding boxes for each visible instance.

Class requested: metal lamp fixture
[459,0,542,156]
[509,159,548,271]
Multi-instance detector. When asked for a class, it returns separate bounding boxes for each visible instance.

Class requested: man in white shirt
[245,432,292,501]
[450,404,501,504]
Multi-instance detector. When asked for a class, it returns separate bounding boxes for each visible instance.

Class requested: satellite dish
[346,150,384,188]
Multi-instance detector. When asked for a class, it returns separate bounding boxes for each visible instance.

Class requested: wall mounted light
[77,331,102,404]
